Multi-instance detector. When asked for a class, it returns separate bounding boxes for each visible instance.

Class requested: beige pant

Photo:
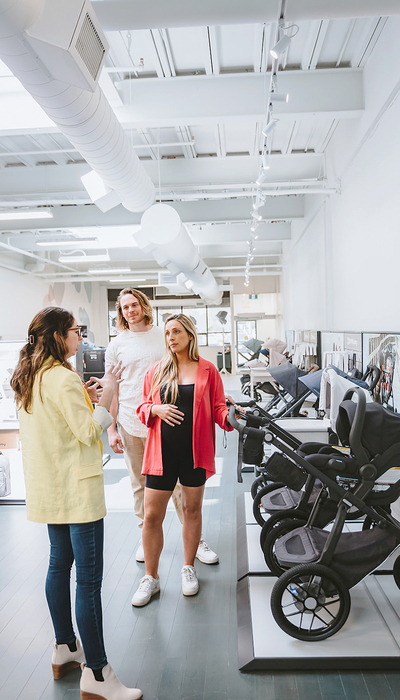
[118,423,183,528]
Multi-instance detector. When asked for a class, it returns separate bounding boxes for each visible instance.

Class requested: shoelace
[183,567,195,581]
[198,540,210,551]
[139,576,154,591]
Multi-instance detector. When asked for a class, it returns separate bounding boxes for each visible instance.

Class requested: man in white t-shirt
[105,288,218,565]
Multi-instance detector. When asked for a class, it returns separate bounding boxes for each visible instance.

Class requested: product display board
[285,330,318,370]
[319,331,362,372]
[363,333,400,412]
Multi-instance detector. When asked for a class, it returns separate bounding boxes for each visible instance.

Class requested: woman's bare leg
[181,485,205,566]
[142,487,172,578]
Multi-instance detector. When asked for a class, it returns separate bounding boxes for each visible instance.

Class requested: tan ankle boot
[52,638,85,679]
[80,663,142,700]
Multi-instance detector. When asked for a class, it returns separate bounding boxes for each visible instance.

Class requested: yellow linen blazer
[18,360,106,524]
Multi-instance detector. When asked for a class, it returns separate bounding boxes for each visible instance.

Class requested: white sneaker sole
[195,553,219,564]
[131,585,160,607]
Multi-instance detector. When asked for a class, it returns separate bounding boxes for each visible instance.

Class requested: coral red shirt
[137,356,233,480]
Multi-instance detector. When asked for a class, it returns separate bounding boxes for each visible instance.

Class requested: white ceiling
[0,1,397,290]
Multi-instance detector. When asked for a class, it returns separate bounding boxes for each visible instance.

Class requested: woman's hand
[98,362,124,411]
[151,403,184,426]
[84,378,103,403]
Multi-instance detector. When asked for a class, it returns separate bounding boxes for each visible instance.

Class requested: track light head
[270,33,292,59]
[270,92,289,103]
[261,120,277,138]
[256,170,268,187]
[262,151,270,171]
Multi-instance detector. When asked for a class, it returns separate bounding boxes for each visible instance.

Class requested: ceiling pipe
[0,0,155,213]
[137,204,222,305]
[93,0,400,30]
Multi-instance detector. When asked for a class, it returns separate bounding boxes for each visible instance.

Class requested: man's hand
[107,428,124,454]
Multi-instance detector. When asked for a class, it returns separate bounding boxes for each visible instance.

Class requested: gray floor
[2,418,400,698]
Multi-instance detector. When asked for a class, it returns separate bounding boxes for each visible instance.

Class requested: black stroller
[231,389,400,641]
[252,366,378,529]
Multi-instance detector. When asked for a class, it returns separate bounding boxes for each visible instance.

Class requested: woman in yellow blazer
[11,307,142,700]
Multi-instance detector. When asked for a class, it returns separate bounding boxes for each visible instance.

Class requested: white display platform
[237,490,400,669]
[275,416,331,444]
[238,574,400,670]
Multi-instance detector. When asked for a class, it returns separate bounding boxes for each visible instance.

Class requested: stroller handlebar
[342,386,370,465]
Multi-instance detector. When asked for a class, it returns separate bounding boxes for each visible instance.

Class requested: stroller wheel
[393,555,400,590]
[260,509,310,551]
[271,563,351,642]
[251,474,273,500]
[253,482,286,526]
[263,518,308,577]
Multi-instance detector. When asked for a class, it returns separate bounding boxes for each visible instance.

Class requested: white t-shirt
[105,325,165,437]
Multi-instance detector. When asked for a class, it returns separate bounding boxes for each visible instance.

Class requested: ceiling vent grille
[75,12,106,81]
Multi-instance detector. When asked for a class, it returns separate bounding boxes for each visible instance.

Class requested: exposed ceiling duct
[0,0,155,213]
[93,0,400,30]
[136,204,222,305]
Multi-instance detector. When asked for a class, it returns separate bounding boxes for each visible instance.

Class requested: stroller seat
[275,525,399,589]
[261,487,302,512]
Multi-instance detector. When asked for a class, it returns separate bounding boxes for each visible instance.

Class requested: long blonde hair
[150,314,199,404]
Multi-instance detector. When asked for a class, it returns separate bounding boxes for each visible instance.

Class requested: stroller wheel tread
[260,508,310,550]
[252,482,287,526]
[251,474,273,500]
[271,563,351,642]
[262,518,308,577]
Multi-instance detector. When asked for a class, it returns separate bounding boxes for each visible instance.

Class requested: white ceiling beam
[92,0,400,30]
[176,126,197,159]
[136,128,159,160]
[148,29,173,78]
[301,20,322,70]
[351,18,388,68]
[0,198,304,231]
[115,69,364,127]
[284,120,300,154]
[335,19,356,67]
[215,124,227,158]
[309,19,330,70]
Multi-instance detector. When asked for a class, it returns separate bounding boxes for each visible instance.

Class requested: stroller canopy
[268,362,308,399]
[337,399,400,464]
[262,338,287,367]
[299,368,323,398]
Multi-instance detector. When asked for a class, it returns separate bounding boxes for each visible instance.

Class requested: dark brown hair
[10,307,75,412]
[115,288,153,331]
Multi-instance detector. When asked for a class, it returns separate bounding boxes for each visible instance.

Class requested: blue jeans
[46,519,107,670]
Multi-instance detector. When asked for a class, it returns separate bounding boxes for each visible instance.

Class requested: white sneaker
[51,638,85,679]
[80,662,142,700]
[181,565,199,596]
[131,575,160,607]
[195,538,219,565]
[135,542,145,562]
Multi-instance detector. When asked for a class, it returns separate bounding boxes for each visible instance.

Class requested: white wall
[0,268,108,345]
[283,16,400,334]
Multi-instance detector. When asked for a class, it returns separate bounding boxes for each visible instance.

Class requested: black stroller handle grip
[229,404,243,432]
[342,386,370,465]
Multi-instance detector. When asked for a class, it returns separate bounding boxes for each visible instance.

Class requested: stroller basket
[275,525,399,589]
[264,452,307,491]
[242,432,265,465]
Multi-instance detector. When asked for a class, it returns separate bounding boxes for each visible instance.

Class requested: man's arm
[107,384,124,453]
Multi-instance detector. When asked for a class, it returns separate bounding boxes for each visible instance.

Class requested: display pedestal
[236,492,400,670]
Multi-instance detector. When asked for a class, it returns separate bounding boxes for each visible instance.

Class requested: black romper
[145,384,207,491]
